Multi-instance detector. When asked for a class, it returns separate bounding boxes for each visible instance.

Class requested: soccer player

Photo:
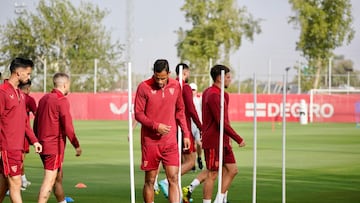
[158,63,202,200]
[134,59,191,203]
[202,65,246,203]
[34,73,82,203]
[0,57,42,202]
[182,82,207,202]
[19,79,37,190]
[189,82,203,169]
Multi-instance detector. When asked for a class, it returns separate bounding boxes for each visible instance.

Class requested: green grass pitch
[5,121,359,203]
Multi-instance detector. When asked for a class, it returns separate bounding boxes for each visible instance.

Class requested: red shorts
[40,154,64,171]
[204,147,236,171]
[141,143,179,171]
[181,133,196,154]
[0,150,23,177]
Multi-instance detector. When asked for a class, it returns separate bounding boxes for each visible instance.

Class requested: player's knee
[167,174,178,185]
[228,166,238,177]
[208,170,218,180]
[144,177,155,186]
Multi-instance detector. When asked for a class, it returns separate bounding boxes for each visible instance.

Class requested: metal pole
[43,59,47,93]
[309,89,314,123]
[127,62,136,203]
[347,71,350,95]
[126,0,134,63]
[282,73,287,203]
[178,65,183,200]
[216,70,225,202]
[298,63,301,94]
[238,64,241,94]
[209,58,213,87]
[238,75,241,94]
[94,59,98,94]
[252,73,257,203]
[268,58,272,94]
[329,57,332,94]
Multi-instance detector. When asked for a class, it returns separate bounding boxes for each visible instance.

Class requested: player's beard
[18,78,28,86]
[157,82,165,88]
[157,79,168,88]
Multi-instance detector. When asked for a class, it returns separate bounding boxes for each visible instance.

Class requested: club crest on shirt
[151,90,157,95]
[11,165,17,173]
[169,88,175,95]
[9,94,14,99]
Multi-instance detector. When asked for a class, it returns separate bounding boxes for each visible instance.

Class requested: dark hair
[153,59,170,73]
[210,64,230,82]
[175,63,189,75]
[9,57,34,73]
[19,79,32,89]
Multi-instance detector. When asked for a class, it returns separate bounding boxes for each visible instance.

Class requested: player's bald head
[53,72,70,88]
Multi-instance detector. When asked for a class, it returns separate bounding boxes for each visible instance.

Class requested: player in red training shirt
[34,73,82,203]
[0,58,42,203]
[134,59,191,203]
[158,63,202,200]
[202,65,246,203]
[175,63,202,172]
[19,79,37,189]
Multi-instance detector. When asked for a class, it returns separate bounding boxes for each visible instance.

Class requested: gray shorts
[191,122,201,142]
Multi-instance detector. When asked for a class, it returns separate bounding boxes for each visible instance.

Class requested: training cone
[75,182,87,188]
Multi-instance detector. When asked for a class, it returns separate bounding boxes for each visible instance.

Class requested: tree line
[0,0,357,92]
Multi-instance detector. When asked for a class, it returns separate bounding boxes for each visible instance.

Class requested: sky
[1,0,359,81]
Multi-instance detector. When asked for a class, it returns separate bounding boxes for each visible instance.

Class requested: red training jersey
[201,85,243,149]
[177,79,202,134]
[25,94,37,116]
[134,77,190,146]
[24,93,37,151]
[33,89,80,155]
[0,80,38,151]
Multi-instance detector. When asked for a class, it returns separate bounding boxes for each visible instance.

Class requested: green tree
[0,0,123,92]
[331,55,360,88]
[293,64,317,92]
[176,0,261,91]
[288,0,355,89]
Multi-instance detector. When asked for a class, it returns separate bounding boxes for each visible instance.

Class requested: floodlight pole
[297,61,301,94]
[94,59,98,94]
[285,67,290,94]
[328,57,332,94]
[43,59,47,93]
[267,58,272,94]
[238,64,241,94]
[209,58,213,87]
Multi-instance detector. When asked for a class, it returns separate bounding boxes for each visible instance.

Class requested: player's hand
[239,140,246,147]
[33,142,42,153]
[75,147,82,157]
[183,138,190,151]
[157,123,171,135]
[197,141,202,149]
